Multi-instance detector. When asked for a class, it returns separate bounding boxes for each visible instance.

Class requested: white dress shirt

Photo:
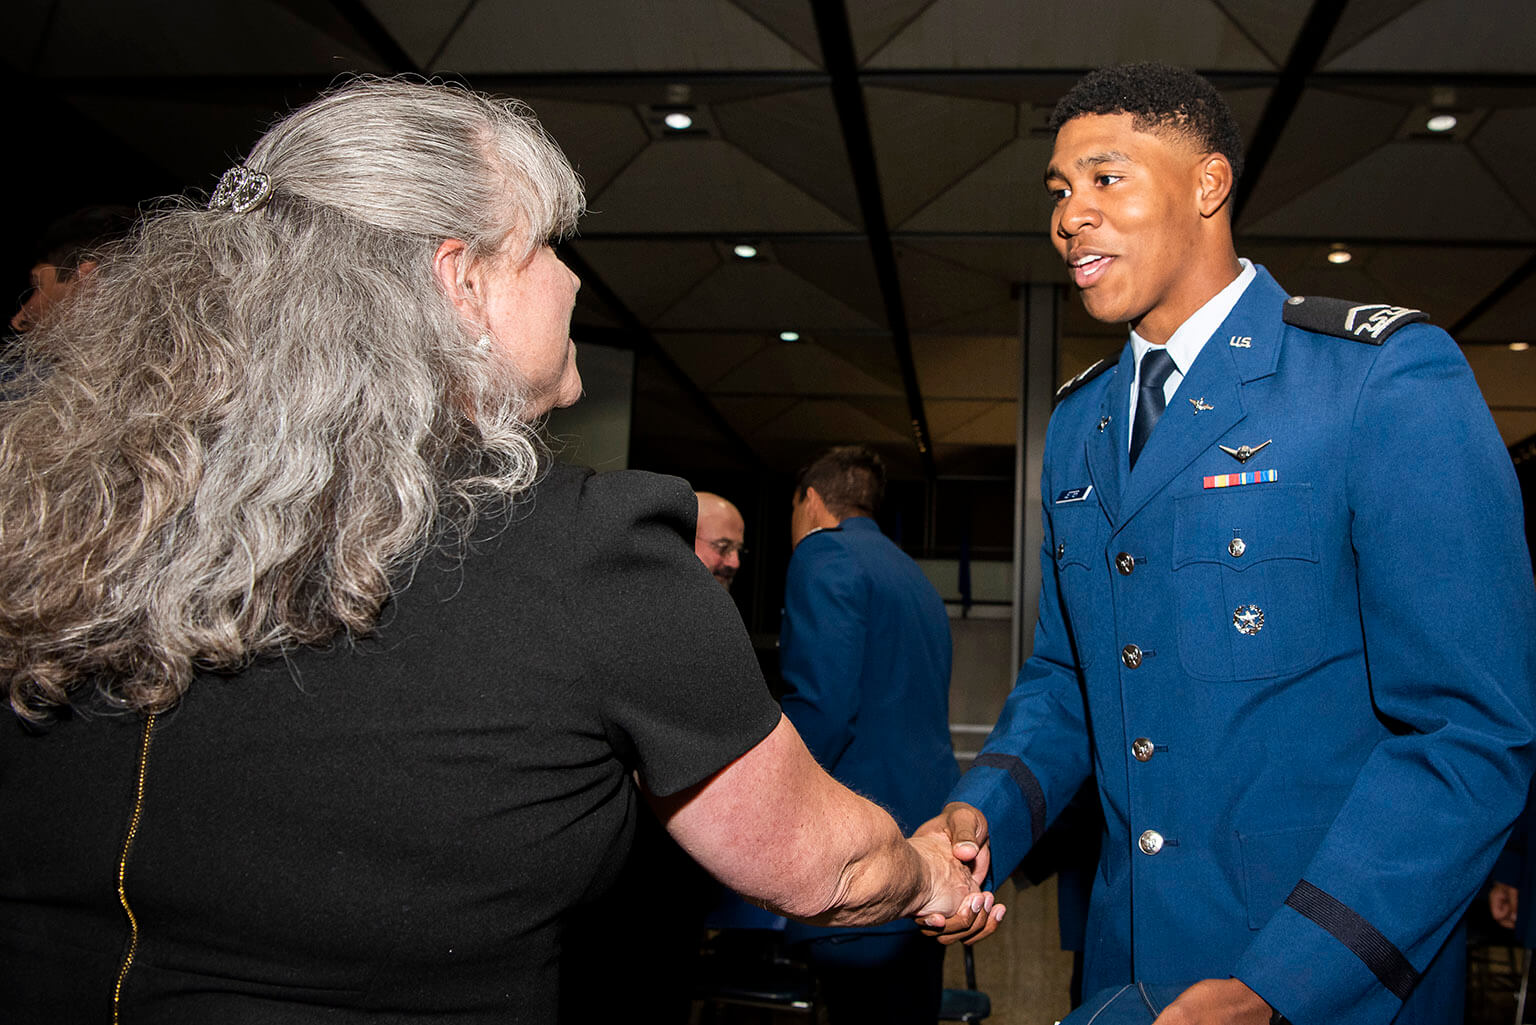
[1127,258,1256,453]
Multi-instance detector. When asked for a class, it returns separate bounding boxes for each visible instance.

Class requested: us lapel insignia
[1217,439,1273,464]
[1189,397,1214,413]
[1097,415,1111,432]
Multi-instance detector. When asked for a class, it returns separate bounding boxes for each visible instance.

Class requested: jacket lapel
[1112,266,1291,529]
[1084,344,1136,526]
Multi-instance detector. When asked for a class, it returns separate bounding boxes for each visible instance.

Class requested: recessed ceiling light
[663,112,693,131]
[1327,245,1353,265]
[1425,113,1458,133]
[779,330,801,342]
[733,243,758,260]
[1510,341,1531,352]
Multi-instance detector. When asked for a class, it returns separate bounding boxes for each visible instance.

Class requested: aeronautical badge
[1281,295,1429,345]
[1055,358,1112,402]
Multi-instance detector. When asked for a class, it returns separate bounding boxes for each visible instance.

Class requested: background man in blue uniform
[780,444,964,1024]
[923,63,1536,1025]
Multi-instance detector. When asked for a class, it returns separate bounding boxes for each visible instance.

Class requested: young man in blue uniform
[780,445,962,1023]
[923,63,1536,1025]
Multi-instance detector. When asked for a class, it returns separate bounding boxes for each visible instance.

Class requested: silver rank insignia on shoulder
[1097,415,1111,432]
[1218,439,1272,463]
[1189,397,1214,413]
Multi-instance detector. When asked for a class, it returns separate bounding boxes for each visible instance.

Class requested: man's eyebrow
[1044,150,1134,184]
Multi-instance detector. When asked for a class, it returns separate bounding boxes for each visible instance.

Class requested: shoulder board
[1055,358,1112,401]
[1281,295,1428,345]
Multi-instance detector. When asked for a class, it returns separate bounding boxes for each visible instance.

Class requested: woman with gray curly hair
[0,79,998,1024]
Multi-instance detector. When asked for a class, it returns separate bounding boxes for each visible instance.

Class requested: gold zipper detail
[113,713,157,1024]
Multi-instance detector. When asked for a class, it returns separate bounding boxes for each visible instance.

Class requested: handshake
[907,802,1007,946]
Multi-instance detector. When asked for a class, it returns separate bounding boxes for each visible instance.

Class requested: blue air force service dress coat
[779,515,961,942]
[950,266,1536,1025]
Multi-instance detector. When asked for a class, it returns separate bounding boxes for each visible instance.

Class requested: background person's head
[0,78,586,721]
[693,492,745,589]
[1044,62,1244,342]
[11,205,136,333]
[791,445,885,547]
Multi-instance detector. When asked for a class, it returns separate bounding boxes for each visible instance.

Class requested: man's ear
[804,486,834,526]
[1196,152,1235,218]
[75,259,100,280]
[433,238,480,319]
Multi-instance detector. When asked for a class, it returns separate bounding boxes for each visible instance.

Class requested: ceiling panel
[29,0,386,75]
[863,0,1278,70]
[1323,0,1536,72]
[713,89,862,224]
[570,240,726,324]
[1242,142,1536,241]
[587,140,856,233]
[437,0,816,72]
[1213,0,1314,67]
[360,0,474,69]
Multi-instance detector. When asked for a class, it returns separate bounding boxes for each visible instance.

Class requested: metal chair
[938,946,991,1022]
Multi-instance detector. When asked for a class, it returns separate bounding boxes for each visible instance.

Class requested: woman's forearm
[653,715,973,925]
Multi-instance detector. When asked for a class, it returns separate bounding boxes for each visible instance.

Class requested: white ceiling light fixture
[1510,342,1531,352]
[733,243,759,260]
[663,112,694,131]
[1425,113,1458,133]
[1327,244,1353,265]
[779,330,801,343]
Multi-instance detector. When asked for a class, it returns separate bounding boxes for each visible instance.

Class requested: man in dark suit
[925,62,1536,1025]
[779,444,961,1024]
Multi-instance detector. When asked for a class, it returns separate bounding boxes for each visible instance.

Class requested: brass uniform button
[1132,737,1155,762]
[1115,552,1135,575]
[1138,829,1164,856]
[1228,537,1246,558]
[1121,644,1143,669]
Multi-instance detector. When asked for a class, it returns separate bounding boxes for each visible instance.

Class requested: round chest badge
[1233,604,1264,635]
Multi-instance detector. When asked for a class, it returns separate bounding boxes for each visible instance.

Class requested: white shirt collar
[1130,258,1256,376]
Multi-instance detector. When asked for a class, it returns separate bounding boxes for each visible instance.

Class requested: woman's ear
[433,238,480,319]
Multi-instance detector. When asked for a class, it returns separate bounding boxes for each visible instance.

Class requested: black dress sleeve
[568,469,781,797]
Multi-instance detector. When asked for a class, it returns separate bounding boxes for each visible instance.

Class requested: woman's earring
[476,332,492,350]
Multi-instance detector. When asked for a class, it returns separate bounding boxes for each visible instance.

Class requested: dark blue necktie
[1130,347,1175,469]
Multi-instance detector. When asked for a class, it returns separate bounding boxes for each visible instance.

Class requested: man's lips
[1069,253,1115,288]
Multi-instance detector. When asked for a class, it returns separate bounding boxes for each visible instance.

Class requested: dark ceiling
[9,0,1536,483]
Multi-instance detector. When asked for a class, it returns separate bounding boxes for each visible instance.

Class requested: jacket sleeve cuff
[1233,888,1410,1025]
[950,754,1046,883]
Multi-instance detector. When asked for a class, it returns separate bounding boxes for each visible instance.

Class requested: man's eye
[1048,187,1070,202]
[1096,174,1122,187]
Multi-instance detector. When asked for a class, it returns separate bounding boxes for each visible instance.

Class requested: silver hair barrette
[209,166,273,214]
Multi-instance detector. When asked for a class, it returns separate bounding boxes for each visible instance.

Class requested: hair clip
[209,166,274,214]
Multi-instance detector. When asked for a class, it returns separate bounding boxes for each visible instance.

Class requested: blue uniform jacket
[951,266,1536,1024]
[780,516,960,939]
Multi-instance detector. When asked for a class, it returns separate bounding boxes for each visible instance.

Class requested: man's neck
[1132,250,1243,345]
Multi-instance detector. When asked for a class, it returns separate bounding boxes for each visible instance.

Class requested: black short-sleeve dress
[0,465,782,1023]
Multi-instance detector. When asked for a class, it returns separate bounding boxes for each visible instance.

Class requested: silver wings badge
[1218,439,1273,464]
[1189,397,1214,413]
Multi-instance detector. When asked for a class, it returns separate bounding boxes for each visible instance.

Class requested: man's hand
[1151,978,1276,1025]
[1490,881,1520,930]
[911,802,1005,945]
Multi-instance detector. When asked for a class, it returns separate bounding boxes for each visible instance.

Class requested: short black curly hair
[1049,62,1245,183]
